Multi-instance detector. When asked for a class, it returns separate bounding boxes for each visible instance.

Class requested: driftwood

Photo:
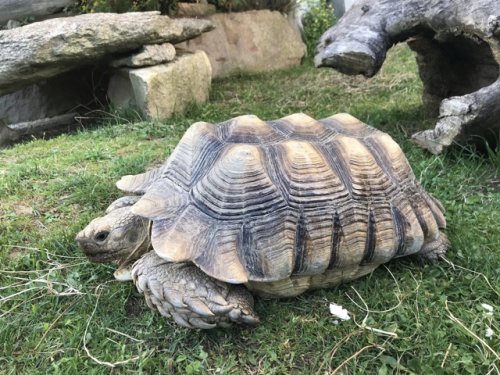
[315,0,500,154]
[0,12,214,96]
[0,0,74,25]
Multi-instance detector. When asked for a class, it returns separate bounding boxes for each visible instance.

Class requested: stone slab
[108,50,212,121]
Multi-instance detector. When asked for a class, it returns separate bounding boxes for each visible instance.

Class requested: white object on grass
[329,303,351,321]
[485,327,494,339]
[481,303,494,315]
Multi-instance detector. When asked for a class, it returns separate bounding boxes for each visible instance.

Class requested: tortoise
[76,113,448,329]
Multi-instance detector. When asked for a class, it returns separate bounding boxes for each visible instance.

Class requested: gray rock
[176,10,306,78]
[108,50,212,121]
[0,12,215,96]
[0,69,95,124]
[0,0,75,25]
[110,43,177,68]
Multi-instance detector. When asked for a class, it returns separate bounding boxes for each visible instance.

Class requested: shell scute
[217,115,285,144]
[191,144,287,220]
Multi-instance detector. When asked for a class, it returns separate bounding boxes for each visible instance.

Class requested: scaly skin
[132,251,259,329]
[75,197,150,264]
[76,196,259,328]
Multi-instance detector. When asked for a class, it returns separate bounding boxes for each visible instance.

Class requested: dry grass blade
[83,284,141,368]
[346,265,405,314]
[349,287,399,338]
[105,328,144,343]
[485,363,499,375]
[441,343,452,368]
[444,299,499,361]
[316,329,363,374]
[329,344,385,374]
[34,297,82,351]
[440,257,500,298]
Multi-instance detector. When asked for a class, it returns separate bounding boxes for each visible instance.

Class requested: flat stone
[107,50,212,121]
[0,12,214,96]
[110,43,177,68]
[176,10,306,78]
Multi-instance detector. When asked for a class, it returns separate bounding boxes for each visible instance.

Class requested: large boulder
[177,10,306,78]
[0,12,214,96]
[107,50,212,121]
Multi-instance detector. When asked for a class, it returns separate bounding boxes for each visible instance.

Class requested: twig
[444,299,500,361]
[330,344,385,374]
[441,343,452,368]
[83,285,140,368]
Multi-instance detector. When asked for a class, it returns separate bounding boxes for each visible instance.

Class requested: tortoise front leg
[131,251,259,329]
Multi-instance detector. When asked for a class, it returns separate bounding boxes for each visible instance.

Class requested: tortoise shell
[116,113,446,296]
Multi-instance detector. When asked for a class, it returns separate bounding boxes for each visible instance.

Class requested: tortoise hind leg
[131,251,259,329]
[417,232,449,262]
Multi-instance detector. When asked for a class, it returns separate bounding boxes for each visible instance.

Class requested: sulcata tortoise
[76,113,448,329]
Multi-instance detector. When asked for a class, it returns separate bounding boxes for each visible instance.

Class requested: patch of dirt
[12,204,34,216]
[124,294,146,317]
[7,246,24,260]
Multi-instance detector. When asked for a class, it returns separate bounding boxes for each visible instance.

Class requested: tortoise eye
[95,231,109,242]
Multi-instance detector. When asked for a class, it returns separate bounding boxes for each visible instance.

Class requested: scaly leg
[131,251,259,329]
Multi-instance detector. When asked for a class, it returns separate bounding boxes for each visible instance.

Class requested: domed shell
[117,113,446,284]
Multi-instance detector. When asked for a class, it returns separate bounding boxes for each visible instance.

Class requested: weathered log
[0,12,214,96]
[0,113,78,146]
[315,0,500,153]
[0,0,75,25]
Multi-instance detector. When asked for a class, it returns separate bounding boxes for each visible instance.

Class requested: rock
[175,3,216,17]
[177,10,306,78]
[0,65,110,146]
[0,68,99,124]
[107,50,212,121]
[0,12,215,96]
[110,43,177,68]
[0,0,75,25]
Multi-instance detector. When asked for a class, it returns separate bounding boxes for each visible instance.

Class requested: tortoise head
[76,204,151,264]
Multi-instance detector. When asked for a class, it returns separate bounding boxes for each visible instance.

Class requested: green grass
[1,45,499,374]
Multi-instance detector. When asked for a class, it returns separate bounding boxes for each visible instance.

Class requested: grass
[0,45,499,374]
